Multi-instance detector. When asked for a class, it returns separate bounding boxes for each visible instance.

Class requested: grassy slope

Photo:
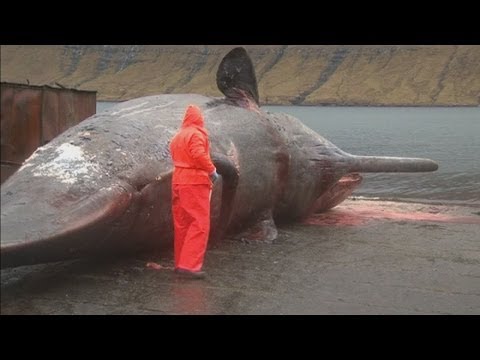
[1,45,479,106]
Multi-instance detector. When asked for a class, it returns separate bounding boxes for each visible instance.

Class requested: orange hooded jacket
[170,105,216,185]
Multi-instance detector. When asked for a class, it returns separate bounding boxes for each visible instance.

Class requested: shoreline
[97,99,479,108]
[266,104,480,108]
[348,196,480,210]
[2,198,479,314]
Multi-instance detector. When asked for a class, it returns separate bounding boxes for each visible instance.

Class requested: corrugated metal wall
[1,83,97,183]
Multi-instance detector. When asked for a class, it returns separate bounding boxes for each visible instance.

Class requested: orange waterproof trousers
[172,184,212,272]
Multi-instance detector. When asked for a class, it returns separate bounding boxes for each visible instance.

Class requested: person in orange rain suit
[169,104,219,279]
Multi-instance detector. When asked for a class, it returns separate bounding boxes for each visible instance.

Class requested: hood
[181,104,204,128]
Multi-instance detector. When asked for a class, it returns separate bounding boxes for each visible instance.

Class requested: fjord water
[97,102,480,207]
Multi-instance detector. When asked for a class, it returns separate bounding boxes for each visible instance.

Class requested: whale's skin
[0,50,438,269]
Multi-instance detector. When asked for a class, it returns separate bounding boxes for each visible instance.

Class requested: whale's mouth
[311,173,364,214]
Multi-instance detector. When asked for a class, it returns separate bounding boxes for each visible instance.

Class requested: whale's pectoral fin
[233,209,278,244]
[0,184,134,269]
[216,47,259,108]
[210,154,239,242]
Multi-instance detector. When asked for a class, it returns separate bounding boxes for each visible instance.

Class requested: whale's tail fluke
[216,47,259,107]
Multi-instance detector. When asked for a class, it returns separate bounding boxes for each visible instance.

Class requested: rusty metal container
[1,82,96,183]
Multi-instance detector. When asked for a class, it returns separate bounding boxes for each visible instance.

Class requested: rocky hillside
[1,45,479,106]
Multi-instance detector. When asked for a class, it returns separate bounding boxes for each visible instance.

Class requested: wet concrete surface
[1,199,479,315]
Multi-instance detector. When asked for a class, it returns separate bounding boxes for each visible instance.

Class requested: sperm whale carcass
[0,47,438,268]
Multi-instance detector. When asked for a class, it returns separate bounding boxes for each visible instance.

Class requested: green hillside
[2,45,479,106]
